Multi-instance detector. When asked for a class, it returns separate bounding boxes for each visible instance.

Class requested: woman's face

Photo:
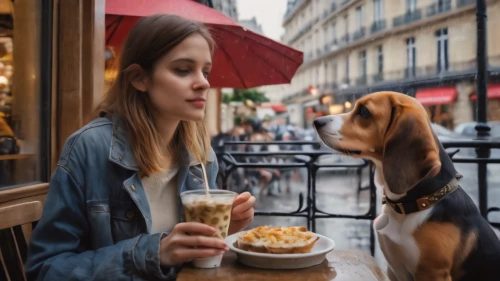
[146,33,212,122]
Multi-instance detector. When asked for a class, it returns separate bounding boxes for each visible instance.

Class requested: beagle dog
[313,91,500,281]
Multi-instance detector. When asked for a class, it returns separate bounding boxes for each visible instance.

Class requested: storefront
[413,84,500,129]
[1,0,105,278]
[470,84,500,121]
[0,0,105,192]
[415,86,458,129]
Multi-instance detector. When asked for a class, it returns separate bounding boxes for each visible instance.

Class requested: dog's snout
[313,117,331,130]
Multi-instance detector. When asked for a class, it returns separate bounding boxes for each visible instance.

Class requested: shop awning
[470,84,500,100]
[415,87,458,106]
[259,103,287,113]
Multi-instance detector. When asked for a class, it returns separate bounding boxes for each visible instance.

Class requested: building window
[332,21,337,43]
[377,45,383,74]
[436,28,449,73]
[0,1,52,189]
[374,0,384,22]
[344,14,348,35]
[345,57,350,83]
[332,62,338,83]
[407,0,417,12]
[324,27,329,49]
[355,6,364,29]
[359,50,367,77]
[406,37,416,77]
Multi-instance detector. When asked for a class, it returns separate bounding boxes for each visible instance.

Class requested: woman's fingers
[174,222,216,235]
[232,192,251,207]
[232,195,256,215]
[179,235,228,250]
[231,207,254,221]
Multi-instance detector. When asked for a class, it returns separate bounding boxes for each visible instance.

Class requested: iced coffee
[180,189,237,268]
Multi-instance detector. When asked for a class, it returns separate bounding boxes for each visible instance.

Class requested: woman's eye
[357,104,371,118]
[203,71,211,78]
[175,68,190,75]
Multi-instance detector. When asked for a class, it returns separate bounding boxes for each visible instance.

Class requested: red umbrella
[105,0,303,89]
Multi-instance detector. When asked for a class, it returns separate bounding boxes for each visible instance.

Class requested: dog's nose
[313,117,331,129]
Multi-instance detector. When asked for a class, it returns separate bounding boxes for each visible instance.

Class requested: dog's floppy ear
[382,102,441,195]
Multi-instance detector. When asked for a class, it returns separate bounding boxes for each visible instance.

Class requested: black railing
[352,27,366,41]
[427,0,452,17]
[393,9,422,27]
[370,20,386,34]
[215,139,500,256]
[216,142,376,254]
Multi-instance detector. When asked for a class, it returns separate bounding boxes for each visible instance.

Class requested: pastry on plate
[237,226,319,254]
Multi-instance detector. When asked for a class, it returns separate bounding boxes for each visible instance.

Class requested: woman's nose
[193,72,210,90]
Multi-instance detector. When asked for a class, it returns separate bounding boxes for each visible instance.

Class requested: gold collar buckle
[416,197,431,211]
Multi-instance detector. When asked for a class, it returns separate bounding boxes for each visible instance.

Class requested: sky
[236,0,288,42]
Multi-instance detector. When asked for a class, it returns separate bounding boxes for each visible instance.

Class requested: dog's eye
[357,104,371,118]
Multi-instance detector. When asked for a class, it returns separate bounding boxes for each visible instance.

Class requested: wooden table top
[177,249,389,281]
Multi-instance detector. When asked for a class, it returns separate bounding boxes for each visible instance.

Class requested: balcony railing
[355,75,368,86]
[339,34,350,46]
[404,67,417,78]
[287,21,313,45]
[370,20,386,34]
[457,0,475,8]
[352,27,366,41]
[427,0,452,17]
[393,9,422,27]
[371,72,384,83]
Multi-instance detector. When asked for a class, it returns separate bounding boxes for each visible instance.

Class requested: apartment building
[212,0,239,20]
[271,0,500,129]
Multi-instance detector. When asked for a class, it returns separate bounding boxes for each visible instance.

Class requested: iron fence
[214,139,500,256]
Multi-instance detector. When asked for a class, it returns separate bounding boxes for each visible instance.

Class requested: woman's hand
[159,222,228,266]
[228,192,256,235]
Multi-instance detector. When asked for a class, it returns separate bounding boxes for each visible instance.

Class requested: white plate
[225,232,335,269]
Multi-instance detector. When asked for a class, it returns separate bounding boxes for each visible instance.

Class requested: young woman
[25,14,256,281]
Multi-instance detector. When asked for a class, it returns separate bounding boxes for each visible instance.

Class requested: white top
[140,167,179,233]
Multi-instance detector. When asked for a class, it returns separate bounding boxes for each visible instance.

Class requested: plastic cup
[180,189,237,268]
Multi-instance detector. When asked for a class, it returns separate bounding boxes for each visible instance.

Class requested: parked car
[454,121,500,139]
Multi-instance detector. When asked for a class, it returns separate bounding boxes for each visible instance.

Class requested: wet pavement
[235,154,500,271]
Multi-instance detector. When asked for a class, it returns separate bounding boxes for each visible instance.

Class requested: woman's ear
[124,63,148,92]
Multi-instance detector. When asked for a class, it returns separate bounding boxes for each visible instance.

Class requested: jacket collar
[108,115,215,171]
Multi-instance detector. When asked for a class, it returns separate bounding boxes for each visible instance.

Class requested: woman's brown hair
[96,14,215,176]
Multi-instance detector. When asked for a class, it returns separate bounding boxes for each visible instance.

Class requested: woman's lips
[187,98,206,109]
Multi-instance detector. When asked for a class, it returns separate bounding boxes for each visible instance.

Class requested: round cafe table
[177,249,389,281]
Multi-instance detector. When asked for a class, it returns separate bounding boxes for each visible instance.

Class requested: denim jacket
[25,115,219,281]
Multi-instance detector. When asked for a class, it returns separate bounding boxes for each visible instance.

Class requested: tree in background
[222,88,270,104]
